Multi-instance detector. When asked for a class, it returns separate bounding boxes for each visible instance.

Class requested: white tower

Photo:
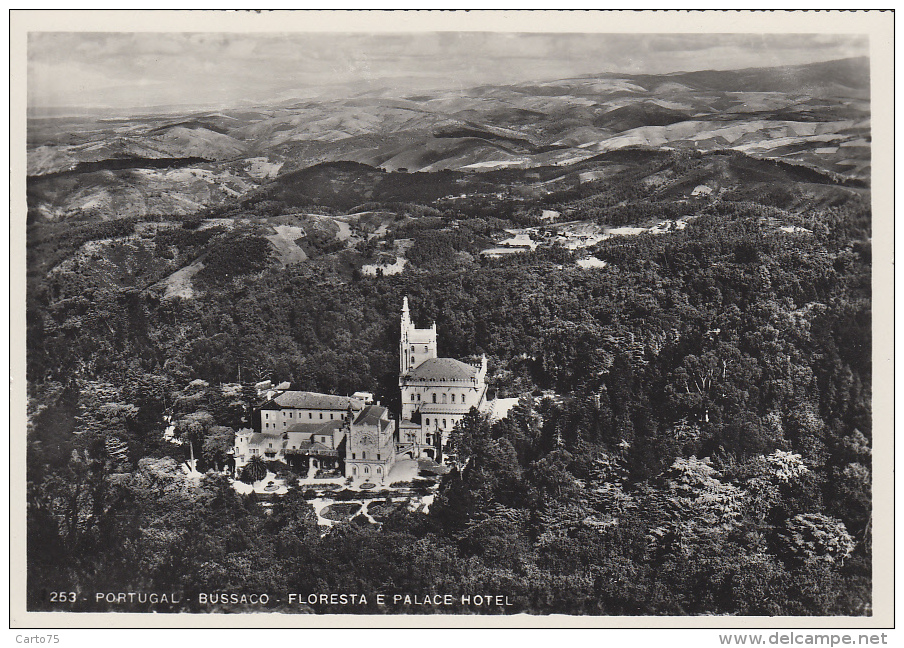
[399,297,437,377]
[400,297,412,375]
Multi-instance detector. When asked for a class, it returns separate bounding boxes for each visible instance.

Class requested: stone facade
[398,297,488,459]
[234,419,347,477]
[345,405,396,484]
[255,391,365,433]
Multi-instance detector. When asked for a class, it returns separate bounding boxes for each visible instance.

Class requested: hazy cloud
[27,32,868,111]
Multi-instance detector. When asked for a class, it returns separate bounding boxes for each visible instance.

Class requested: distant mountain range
[27,57,870,221]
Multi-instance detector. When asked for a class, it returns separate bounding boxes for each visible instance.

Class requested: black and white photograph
[10,9,894,629]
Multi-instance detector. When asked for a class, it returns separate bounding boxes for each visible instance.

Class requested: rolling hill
[26,57,870,221]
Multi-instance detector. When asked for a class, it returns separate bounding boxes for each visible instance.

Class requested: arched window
[376,466,382,475]
[443,419,447,429]
[442,393,447,404]
[411,393,415,401]
[352,466,357,476]
[451,394,455,404]
[364,466,370,475]
[425,418,430,426]
[432,393,437,403]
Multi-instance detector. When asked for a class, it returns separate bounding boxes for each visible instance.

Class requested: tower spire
[400,297,411,377]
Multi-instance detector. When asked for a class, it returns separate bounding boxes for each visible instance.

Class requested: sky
[28,32,868,112]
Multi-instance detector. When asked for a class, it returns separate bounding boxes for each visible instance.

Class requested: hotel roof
[267,391,364,411]
[249,432,286,446]
[354,405,388,427]
[285,419,345,436]
[409,357,479,381]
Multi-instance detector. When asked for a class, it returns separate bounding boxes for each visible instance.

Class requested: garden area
[319,502,363,522]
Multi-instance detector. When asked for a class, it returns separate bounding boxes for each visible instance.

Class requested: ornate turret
[400,296,437,378]
[401,296,411,326]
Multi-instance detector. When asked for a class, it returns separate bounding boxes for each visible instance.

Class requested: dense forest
[25,148,872,615]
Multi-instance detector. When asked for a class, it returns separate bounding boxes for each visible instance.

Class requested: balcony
[418,404,472,415]
[285,444,338,457]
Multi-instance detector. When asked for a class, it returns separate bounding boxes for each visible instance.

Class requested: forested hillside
[25,140,871,613]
